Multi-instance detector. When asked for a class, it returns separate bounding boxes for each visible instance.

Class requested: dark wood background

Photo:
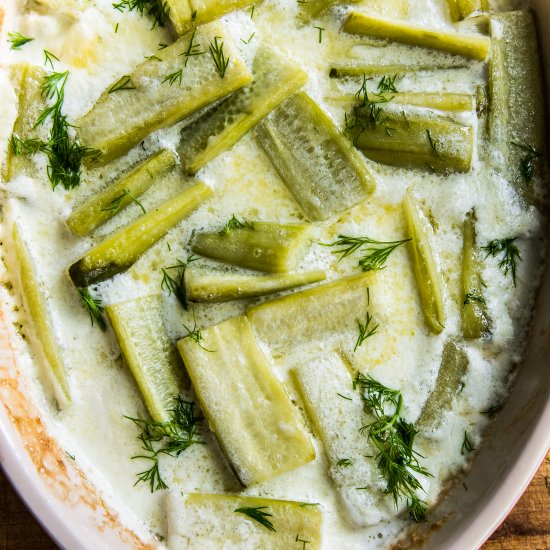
[1,452,548,549]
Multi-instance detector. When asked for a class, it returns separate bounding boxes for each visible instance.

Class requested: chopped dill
[461,431,475,455]
[314,26,324,43]
[160,255,198,310]
[377,74,398,94]
[11,70,100,189]
[463,292,485,305]
[112,0,170,29]
[162,69,183,86]
[101,189,146,215]
[125,396,203,492]
[241,32,255,44]
[43,49,60,69]
[108,75,135,93]
[354,372,431,522]
[337,458,352,467]
[249,4,255,18]
[209,36,229,78]
[481,237,521,286]
[219,214,255,235]
[337,392,352,401]
[8,31,34,50]
[426,129,440,157]
[511,141,542,184]
[296,534,310,549]
[182,310,214,352]
[77,287,107,331]
[182,29,205,66]
[323,234,411,272]
[354,310,379,351]
[234,506,276,532]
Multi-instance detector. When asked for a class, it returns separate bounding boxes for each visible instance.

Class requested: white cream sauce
[0,0,545,547]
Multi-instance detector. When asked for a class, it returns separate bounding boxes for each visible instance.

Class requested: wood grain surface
[1,452,548,549]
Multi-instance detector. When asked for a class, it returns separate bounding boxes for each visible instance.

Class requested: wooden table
[1,453,549,549]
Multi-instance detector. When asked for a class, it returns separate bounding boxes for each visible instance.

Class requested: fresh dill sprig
[353,372,431,522]
[481,237,521,286]
[314,26,324,43]
[126,396,203,492]
[182,310,214,352]
[108,75,135,93]
[234,506,276,532]
[43,49,60,69]
[219,214,255,235]
[461,431,475,455]
[160,255,198,310]
[101,189,146,215]
[8,31,34,50]
[511,141,542,184]
[162,69,183,86]
[11,71,100,190]
[354,311,379,351]
[463,292,485,305]
[77,287,107,331]
[323,234,410,272]
[112,0,170,29]
[377,74,398,94]
[182,29,205,66]
[249,4,255,18]
[343,75,394,142]
[240,32,255,44]
[337,458,352,467]
[209,36,229,78]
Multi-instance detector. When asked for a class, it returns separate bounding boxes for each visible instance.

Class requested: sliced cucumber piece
[343,12,491,60]
[350,92,474,112]
[417,339,469,430]
[461,211,491,339]
[247,273,372,349]
[167,0,256,35]
[185,267,326,302]
[178,47,307,174]
[69,182,212,287]
[489,11,545,192]
[67,149,176,237]
[329,62,468,78]
[167,492,322,548]
[403,191,445,334]
[191,221,311,273]
[254,92,375,221]
[106,294,187,423]
[3,64,45,181]
[77,22,252,164]
[7,206,71,409]
[350,109,473,173]
[177,315,315,485]
[292,352,393,526]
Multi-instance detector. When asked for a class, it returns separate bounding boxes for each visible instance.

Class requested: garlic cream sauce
[0,0,546,547]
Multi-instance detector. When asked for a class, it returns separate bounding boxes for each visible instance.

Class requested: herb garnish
[354,372,431,522]
[241,32,255,44]
[234,506,276,532]
[219,214,255,235]
[10,70,100,189]
[463,291,486,305]
[377,74,398,94]
[78,287,107,331]
[296,534,310,548]
[511,142,542,184]
[102,189,146,215]
[112,0,170,29]
[182,311,213,351]
[108,75,136,93]
[337,458,352,467]
[182,29,205,65]
[160,255,198,310]
[162,69,183,86]
[324,234,410,272]
[126,396,203,491]
[426,129,440,157]
[209,36,229,78]
[8,31,34,50]
[314,26,324,43]
[354,310,379,351]
[481,237,521,286]
[43,49,60,69]
[461,431,475,455]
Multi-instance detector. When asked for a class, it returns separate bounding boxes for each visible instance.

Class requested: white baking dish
[0,1,548,548]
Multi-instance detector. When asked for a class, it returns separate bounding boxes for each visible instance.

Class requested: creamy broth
[0,0,546,547]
